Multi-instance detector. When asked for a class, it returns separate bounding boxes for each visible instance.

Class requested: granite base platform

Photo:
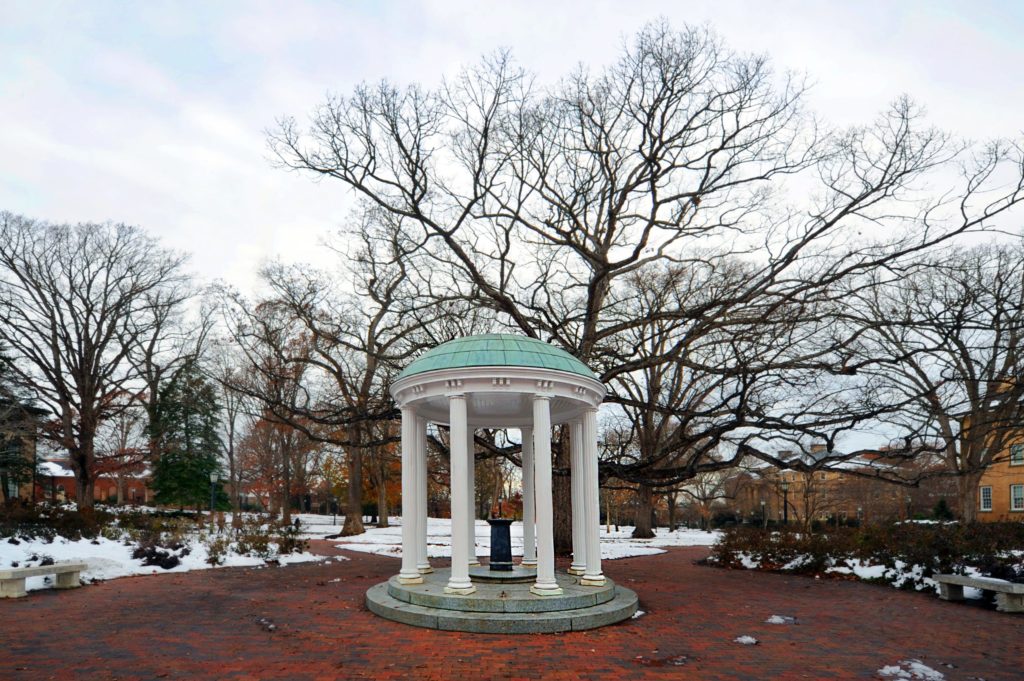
[365,569,638,633]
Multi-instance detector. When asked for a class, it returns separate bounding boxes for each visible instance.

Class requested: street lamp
[760,499,767,529]
[857,505,863,526]
[780,480,790,526]
[209,470,220,520]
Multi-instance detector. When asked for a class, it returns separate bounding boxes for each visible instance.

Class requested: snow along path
[323,515,720,560]
[0,535,325,592]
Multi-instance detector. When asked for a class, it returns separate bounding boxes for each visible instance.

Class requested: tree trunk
[342,443,365,536]
[957,471,983,522]
[552,431,572,555]
[667,492,677,531]
[633,485,656,538]
[72,436,96,510]
[376,477,388,528]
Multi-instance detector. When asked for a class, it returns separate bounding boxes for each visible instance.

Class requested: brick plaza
[2,544,1021,680]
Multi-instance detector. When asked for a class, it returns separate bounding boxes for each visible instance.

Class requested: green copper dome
[397,334,598,380]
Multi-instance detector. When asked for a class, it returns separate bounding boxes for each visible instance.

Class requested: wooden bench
[934,573,1024,613]
[0,562,87,598]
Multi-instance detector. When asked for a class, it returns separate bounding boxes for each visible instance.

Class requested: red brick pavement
[1,542,1022,681]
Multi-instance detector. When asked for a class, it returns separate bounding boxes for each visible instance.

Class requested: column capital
[532,393,552,402]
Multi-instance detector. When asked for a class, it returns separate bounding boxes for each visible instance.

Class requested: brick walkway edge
[2,543,1022,680]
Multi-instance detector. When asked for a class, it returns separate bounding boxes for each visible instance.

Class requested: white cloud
[0,0,1021,294]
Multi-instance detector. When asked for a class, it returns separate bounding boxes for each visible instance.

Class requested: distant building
[0,398,48,503]
[34,458,153,505]
[977,438,1024,520]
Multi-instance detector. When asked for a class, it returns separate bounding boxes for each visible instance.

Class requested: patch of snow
[738,552,761,569]
[631,609,646,619]
[733,635,758,645]
[332,516,720,560]
[877,659,945,680]
[0,534,324,592]
[827,558,887,580]
[765,615,795,624]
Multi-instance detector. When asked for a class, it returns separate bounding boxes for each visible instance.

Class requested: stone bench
[934,573,1024,613]
[0,562,87,598]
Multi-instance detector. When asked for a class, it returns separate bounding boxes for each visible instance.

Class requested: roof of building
[397,334,598,381]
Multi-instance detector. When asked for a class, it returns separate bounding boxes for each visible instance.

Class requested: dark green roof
[397,334,598,380]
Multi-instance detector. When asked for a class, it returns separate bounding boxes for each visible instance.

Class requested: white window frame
[979,486,993,512]
[1010,444,1024,466]
[1011,484,1024,512]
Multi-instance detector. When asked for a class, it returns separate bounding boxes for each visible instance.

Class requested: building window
[980,486,993,512]
[1011,444,1024,466]
[1011,485,1024,512]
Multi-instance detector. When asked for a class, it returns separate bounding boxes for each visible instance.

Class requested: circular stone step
[468,565,536,583]
[367,575,638,634]
[386,569,616,613]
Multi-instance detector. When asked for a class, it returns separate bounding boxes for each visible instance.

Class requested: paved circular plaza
[2,543,1022,680]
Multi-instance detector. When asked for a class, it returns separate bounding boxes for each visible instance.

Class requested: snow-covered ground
[1,532,325,593]
[0,513,716,593]
[304,515,720,560]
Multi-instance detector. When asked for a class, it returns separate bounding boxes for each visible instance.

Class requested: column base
[444,584,477,595]
[398,574,425,585]
[580,575,606,587]
[530,584,564,597]
[520,559,538,568]
[567,565,586,575]
[417,564,434,574]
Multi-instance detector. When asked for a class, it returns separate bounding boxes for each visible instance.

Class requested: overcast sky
[2,0,1022,291]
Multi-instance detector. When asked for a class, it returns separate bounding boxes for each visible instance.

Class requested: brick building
[977,439,1024,520]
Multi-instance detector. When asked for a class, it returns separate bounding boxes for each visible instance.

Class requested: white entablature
[391,366,605,427]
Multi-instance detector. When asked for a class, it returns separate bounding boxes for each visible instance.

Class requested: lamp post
[209,470,219,521]
[760,499,767,529]
[780,480,790,526]
[857,505,863,526]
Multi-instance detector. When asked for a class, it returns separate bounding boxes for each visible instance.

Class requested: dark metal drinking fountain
[487,517,514,571]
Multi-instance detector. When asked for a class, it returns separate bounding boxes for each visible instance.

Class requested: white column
[581,407,605,586]
[398,406,422,584]
[445,394,475,594]
[466,426,479,566]
[416,417,432,573]
[569,419,587,575]
[531,395,563,596]
[520,426,536,567]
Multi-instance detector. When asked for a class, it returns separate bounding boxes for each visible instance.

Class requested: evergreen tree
[150,361,223,510]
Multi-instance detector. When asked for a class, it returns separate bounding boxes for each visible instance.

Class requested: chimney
[810,444,827,454]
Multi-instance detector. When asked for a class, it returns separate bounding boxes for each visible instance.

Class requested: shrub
[235,516,273,558]
[0,503,113,541]
[204,534,231,566]
[709,522,1024,589]
[273,521,308,555]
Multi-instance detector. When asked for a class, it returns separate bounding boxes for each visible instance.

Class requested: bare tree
[0,213,189,508]
[216,211,442,534]
[207,341,251,523]
[844,243,1024,520]
[270,21,1024,548]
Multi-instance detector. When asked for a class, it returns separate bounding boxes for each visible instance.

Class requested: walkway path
[2,543,1021,680]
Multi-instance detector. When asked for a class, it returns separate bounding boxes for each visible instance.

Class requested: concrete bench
[934,573,1024,613]
[0,562,87,598]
